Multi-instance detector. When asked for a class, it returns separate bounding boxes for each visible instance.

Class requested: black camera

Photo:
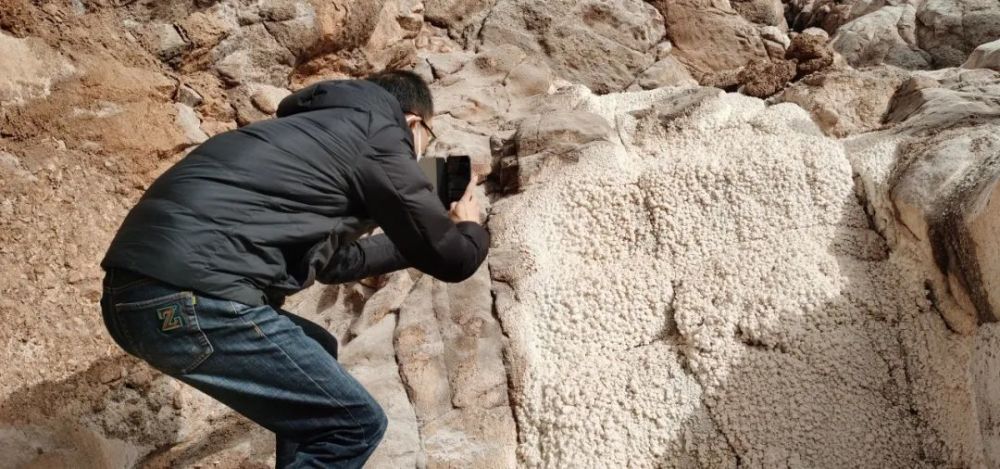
[418,155,472,209]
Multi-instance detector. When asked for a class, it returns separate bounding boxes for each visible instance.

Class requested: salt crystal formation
[489,84,1000,467]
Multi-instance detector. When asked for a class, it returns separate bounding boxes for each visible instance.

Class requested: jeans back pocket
[113,291,214,375]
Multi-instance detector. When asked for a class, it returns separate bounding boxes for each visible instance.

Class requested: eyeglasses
[419,119,437,146]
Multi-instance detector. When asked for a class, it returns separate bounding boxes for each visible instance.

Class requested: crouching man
[99,70,487,468]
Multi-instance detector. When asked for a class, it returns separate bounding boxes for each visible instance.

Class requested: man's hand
[449,178,481,224]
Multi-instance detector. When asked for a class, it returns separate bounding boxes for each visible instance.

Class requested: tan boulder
[731,0,788,28]
[831,5,932,69]
[481,0,665,93]
[737,58,797,97]
[786,31,835,76]
[637,55,699,89]
[648,0,769,77]
[0,32,76,106]
[773,65,910,137]
[962,38,1000,71]
[916,0,1000,67]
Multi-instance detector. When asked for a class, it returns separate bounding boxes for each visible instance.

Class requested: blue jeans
[100,269,387,468]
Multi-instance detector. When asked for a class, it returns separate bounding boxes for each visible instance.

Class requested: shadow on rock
[0,353,271,469]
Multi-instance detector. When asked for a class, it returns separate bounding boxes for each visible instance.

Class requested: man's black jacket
[101,80,490,306]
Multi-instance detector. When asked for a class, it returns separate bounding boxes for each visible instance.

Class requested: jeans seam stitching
[113,291,192,311]
[180,299,215,373]
[236,312,370,443]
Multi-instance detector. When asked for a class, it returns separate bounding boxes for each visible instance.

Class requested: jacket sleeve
[353,128,490,282]
[315,234,412,284]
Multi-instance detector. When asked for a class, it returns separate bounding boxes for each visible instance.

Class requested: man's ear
[405,114,421,130]
[404,114,424,160]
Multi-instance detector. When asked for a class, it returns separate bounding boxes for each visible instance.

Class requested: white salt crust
[490,86,996,468]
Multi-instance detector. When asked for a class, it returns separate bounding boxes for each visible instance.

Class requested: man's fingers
[462,187,474,200]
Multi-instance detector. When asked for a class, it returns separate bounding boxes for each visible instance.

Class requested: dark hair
[367,70,434,121]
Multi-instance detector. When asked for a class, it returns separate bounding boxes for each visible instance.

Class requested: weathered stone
[176,11,231,51]
[228,82,291,124]
[0,32,76,106]
[845,67,1000,340]
[291,0,421,81]
[140,23,188,62]
[789,0,1000,68]
[962,38,1000,71]
[760,25,791,60]
[432,46,529,125]
[173,103,208,144]
[350,271,415,338]
[786,31,835,76]
[259,0,297,21]
[731,0,788,28]
[648,0,769,77]
[413,58,435,83]
[503,55,553,97]
[428,115,493,165]
[261,1,320,56]
[424,0,495,43]
[421,406,518,468]
[426,51,473,78]
[888,124,1000,328]
[916,0,1000,67]
[654,40,674,59]
[250,84,290,115]
[786,0,903,33]
[774,65,910,137]
[394,276,455,424]
[831,5,932,69]
[174,84,203,107]
[515,111,612,157]
[481,0,665,94]
[340,314,423,468]
[644,86,725,126]
[738,58,797,97]
[884,68,1000,129]
[437,266,508,409]
[213,24,295,87]
[801,26,831,41]
[637,55,699,89]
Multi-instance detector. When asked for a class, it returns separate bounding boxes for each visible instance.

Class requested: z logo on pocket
[157,305,184,332]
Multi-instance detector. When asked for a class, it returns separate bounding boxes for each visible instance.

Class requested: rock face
[737,58,797,97]
[480,0,666,93]
[915,0,1000,67]
[841,68,1000,466]
[831,5,932,69]
[282,266,516,469]
[963,38,1000,71]
[648,0,769,78]
[0,32,76,106]
[636,55,700,90]
[794,0,1000,69]
[786,31,836,76]
[852,67,1000,329]
[774,65,911,137]
[3,0,1000,468]
[731,0,787,28]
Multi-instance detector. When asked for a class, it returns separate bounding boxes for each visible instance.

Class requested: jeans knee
[363,399,388,444]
